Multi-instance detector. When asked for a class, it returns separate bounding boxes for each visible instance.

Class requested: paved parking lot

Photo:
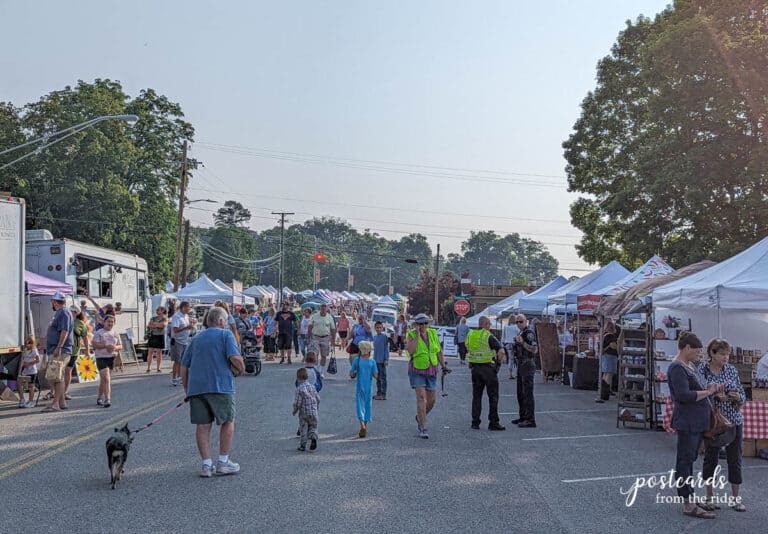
[1,355,766,533]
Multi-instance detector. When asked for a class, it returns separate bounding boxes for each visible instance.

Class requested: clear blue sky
[1,0,671,277]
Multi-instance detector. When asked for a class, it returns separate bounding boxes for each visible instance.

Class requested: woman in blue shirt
[667,331,720,519]
[698,338,747,512]
[348,314,372,364]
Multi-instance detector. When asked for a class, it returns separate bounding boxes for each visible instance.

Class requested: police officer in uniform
[512,314,537,428]
[466,316,506,431]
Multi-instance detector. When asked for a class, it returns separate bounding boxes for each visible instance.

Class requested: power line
[194,142,568,188]
[192,167,572,225]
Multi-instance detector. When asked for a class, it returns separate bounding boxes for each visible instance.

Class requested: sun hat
[413,313,431,324]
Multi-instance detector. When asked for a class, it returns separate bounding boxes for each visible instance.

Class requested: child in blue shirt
[350,340,378,438]
[372,321,390,400]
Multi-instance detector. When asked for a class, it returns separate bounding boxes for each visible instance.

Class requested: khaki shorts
[189,393,235,425]
[170,342,187,363]
[311,336,331,358]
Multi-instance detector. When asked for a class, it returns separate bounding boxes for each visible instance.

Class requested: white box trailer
[25,233,150,347]
[0,197,25,357]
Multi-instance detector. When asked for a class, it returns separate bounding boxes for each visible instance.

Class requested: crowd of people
[10,292,757,516]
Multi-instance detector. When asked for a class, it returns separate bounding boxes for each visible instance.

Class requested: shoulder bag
[703,396,735,447]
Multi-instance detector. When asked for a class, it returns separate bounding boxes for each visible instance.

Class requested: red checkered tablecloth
[663,400,768,439]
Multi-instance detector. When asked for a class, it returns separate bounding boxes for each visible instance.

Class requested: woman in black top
[596,322,619,403]
[667,332,720,519]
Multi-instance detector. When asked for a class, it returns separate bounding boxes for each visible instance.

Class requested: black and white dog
[106,424,133,489]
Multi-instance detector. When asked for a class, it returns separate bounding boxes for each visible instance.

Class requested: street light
[369,282,388,295]
[180,199,219,289]
[0,114,139,170]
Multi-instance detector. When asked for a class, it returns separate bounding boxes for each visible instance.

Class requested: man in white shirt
[170,301,196,386]
[501,320,520,379]
[307,303,336,374]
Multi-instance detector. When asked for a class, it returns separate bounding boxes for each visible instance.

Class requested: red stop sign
[454,299,470,316]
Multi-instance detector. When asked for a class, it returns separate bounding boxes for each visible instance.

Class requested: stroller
[240,331,262,376]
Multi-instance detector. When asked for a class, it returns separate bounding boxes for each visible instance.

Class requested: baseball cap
[52,292,67,302]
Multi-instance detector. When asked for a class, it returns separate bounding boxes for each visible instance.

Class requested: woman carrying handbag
[667,332,720,519]
[697,338,747,512]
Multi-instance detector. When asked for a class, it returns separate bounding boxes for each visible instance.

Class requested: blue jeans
[299,334,308,356]
[376,363,387,396]
[674,430,705,499]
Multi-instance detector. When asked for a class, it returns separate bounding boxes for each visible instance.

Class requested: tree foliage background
[0,79,195,289]
[2,81,561,295]
[564,0,768,267]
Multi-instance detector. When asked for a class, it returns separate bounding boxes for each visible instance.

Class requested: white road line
[498,409,613,415]
[522,433,639,441]
[500,393,586,397]
[562,465,768,484]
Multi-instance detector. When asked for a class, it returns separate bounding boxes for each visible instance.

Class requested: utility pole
[388,266,392,295]
[434,243,440,324]
[272,211,293,306]
[181,220,191,288]
[313,236,318,292]
[172,140,188,291]
[347,263,352,291]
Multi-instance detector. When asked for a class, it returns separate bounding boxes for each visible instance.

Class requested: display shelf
[617,327,652,429]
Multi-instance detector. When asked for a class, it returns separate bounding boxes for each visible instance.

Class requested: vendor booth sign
[576,294,602,312]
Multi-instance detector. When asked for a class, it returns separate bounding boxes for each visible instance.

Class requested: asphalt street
[1,354,767,534]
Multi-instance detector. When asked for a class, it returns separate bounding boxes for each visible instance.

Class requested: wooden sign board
[535,322,561,382]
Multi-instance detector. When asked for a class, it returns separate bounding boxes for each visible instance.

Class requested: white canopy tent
[547,261,630,306]
[577,256,674,313]
[173,274,233,304]
[466,290,527,328]
[213,279,256,306]
[513,276,569,316]
[652,236,768,340]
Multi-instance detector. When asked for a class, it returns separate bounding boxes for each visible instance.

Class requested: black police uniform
[514,326,537,425]
[470,333,504,429]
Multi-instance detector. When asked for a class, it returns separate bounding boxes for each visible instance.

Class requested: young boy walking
[292,367,320,452]
[372,322,389,400]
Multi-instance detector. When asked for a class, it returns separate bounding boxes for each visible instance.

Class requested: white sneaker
[200,464,215,478]
[215,459,240,475]
[24,400,35,408]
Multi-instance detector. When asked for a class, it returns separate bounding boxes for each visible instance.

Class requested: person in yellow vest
[467,316,507,430]
[405,313,448,439]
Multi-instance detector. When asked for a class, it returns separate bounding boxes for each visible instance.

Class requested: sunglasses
[515,320,525,324]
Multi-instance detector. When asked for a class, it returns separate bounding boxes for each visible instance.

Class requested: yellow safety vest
[406,328,440,370]
[466,329,495,363]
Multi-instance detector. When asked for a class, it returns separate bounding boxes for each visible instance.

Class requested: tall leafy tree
[445,230,558,285]
[213,200,251,227]
[0,80,193,290]
[564,1,768,266]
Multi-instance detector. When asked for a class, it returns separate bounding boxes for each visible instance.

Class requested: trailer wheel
[245,363,254,374]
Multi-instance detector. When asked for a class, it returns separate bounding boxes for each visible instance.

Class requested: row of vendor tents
[467,235,768,336]
[164,274,402,308]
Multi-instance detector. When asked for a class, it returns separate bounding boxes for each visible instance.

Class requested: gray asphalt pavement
[1,354,767,533]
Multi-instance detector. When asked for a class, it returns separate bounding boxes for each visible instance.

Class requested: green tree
[407,270,460,317]
[213,200,251,227]
[0,80,193,291]
[445,231,558,285]
[201,226,259,285]
[564,1,768,266]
